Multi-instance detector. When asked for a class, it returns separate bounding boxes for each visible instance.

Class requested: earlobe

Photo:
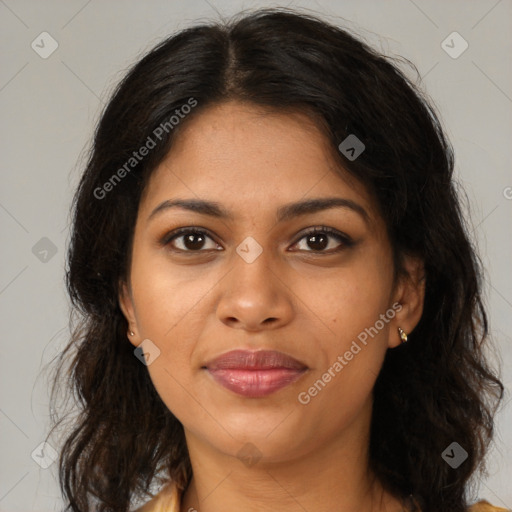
[118,280,139,346]
[389,255,425,347]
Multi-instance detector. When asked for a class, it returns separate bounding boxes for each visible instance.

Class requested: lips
[204,350,308,398]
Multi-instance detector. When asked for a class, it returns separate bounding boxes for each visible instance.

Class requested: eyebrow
[147,197,370,225]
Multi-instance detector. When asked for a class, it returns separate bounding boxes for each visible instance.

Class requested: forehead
[139,101,379,227]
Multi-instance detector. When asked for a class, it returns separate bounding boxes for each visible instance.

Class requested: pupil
[185,233,205,250]
[308,233,328,250]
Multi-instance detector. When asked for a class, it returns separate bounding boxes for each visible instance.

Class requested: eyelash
[160,226,354,255]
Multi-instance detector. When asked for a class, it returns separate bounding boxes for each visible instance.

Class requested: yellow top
[133,481,510,512]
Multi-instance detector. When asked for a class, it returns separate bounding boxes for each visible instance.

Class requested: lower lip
[206,368,306,397]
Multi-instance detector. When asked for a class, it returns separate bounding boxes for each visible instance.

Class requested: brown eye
[162,228,221,252]
[291,227,353,253]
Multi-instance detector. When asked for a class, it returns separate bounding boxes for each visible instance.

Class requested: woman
[51,8,507,512]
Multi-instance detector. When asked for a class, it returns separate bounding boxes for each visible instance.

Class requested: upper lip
[204,350,308,371]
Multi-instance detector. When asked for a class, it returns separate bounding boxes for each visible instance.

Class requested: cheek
[297,291,391,429]
[301,255,393,344]
[296,252,393,407]
[128,254,208,411]
[130,251,215,341]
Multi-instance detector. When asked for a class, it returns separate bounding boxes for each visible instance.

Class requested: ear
[119,279,139,347]
[388,254,425,348]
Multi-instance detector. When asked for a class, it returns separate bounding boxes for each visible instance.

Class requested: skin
[119,101,425,512]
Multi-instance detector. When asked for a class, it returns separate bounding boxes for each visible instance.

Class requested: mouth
[203,349,308,398]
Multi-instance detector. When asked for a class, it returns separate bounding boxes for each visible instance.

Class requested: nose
[215,248,295,332]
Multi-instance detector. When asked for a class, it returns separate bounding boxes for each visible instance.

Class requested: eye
[160,226,353,254]
[161,227,221,252]
[290,226,353,253]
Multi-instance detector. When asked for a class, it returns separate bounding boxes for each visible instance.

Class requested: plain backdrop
[0,1,511,510]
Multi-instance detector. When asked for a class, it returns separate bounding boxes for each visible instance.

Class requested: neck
[180,401,405,512]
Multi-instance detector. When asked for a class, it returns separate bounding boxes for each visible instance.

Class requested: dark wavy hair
[49,7,504,512]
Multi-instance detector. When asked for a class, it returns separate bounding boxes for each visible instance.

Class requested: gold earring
[398,327,408,344]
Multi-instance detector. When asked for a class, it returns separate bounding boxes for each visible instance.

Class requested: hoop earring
[398,327,408,344]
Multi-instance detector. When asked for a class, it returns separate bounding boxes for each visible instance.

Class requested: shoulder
[132,481,181,512]
[467,500,510,512]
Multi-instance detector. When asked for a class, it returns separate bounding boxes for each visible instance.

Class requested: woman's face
[119,100,423,465]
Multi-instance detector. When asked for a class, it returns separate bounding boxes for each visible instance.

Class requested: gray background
[0,0,511,510]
